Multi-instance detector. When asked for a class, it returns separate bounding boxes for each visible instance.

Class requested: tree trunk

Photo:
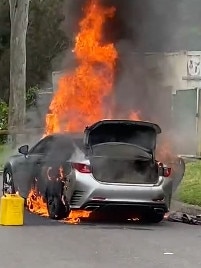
[8,0,30,147]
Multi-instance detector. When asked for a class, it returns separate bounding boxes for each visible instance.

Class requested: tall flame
[26,0,174,224]
[27,0,143,223]
[27,0,119,223]
[44,0,118,136]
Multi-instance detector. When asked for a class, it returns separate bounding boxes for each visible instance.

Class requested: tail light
[163,167,171,177]
[72,163,91,173]
[157,162,171,178]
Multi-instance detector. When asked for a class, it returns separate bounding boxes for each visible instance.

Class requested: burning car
[3,119,185,223]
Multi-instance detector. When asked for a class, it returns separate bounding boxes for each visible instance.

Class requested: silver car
[3,120,185,223]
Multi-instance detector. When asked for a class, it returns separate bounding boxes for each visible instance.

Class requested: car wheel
[141,210,165,224]
[46,195,70,220]
[149,212,165,223]
[3,167,15,194]
[45,177,70,220]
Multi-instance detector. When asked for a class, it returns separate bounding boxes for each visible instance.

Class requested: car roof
[45,133,83,139]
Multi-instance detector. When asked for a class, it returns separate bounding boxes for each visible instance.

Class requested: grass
[178,160,201,207]
[0,144,13,170]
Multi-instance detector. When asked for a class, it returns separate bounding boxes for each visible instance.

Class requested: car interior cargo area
[90,156,159,184]
[86,121,161,184]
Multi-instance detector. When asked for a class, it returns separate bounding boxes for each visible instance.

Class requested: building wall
[51,51,201,155]
[52,51,201,92]
[144,51,201,156]
[144,51,201,92]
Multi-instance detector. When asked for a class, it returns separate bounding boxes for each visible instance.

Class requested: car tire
[46,195,70,220]
[149,212,165,223]
[45,178,71,220]
[141,210,165,224]
[3,167,15,194]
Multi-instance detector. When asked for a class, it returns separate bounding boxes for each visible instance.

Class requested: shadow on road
[24,211,63,226]
[24,210,172,231]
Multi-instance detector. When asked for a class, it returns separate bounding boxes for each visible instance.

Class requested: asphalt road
[0,175,200,268]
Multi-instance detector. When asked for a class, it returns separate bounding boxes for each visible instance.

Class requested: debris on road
[166,212,201,225]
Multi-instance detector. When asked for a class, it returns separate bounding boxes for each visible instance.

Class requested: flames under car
[3,120,185,223]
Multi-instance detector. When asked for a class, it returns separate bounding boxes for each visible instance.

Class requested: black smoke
[64,0,180,50]
[63,0,181,131]
[102,0,180,130]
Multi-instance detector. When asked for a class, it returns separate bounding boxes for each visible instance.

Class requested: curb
[171,200,201,216]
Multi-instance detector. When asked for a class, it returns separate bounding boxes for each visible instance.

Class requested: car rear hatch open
[84,120,162,184]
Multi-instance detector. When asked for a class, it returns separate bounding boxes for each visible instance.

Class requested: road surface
[0,175,200,268]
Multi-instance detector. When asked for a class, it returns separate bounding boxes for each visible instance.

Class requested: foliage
[0,99,8,144]
[0,85,39,144]
[178,161,201,206]
[0,0,10,103]
[0,0,10,56]
[26,85,40,108]
[0,85,40,129]
[0,144,13,170]
[0,0,68,103]
[0,99,8,130]
[26,0,68,89]
[2,0,201,102]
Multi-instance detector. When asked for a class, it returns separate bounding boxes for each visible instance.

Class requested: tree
[0,1,10,57]
[8,0,30,142]
[26,0,68,88]
[0,0,10,102]
[0,0,68,103]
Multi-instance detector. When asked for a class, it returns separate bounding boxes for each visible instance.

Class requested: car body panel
[69,163,172,212]
[72,177,166,204]
[84,120,161,153]
[90,142,153,160]
[3,120,185,216]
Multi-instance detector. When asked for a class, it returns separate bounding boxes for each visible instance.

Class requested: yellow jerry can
[0,194,25,226]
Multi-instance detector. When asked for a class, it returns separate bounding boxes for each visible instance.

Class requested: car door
[15,136,55,197]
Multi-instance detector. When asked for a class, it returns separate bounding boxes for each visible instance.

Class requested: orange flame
[27,188,49,217]
[26,0,143,222]
[62,210,92,225]
[129,111,141,121]
[27,188,91,224]
[44,0,118,136]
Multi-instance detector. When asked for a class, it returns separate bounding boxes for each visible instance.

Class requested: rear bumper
[79,200,168,214]
[70,172,172,211]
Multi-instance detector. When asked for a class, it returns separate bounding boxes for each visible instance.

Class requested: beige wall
[144,51,201,92]
[52,51,201,155]
[52,51,201,92]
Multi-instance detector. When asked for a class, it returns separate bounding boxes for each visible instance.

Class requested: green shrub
[0,85,40,144]
[26,85,40,108]
[0,100,8,144]
[0,99,8,130]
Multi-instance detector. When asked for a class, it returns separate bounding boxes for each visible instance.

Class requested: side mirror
[18,145,29,155]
